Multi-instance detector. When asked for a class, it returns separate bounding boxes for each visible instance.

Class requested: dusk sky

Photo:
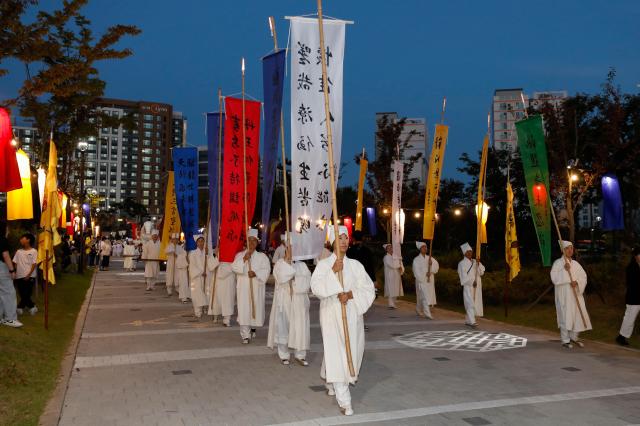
[2,0,639,186]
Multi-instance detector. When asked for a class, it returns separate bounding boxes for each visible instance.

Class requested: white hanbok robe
[174,245,190,300]
[550,257,592,332]
[311,255,375,384]
[123,245,136,270]
[142,240,160,279]
[209,262,236,317]
[164,243,177,290]
[383,254,404,298]
[457,257,484,318]
[268,260,311,351]
[188,249,217,309]
[232,250,271,327]
[412,254,439,305]
[272,244,286,265]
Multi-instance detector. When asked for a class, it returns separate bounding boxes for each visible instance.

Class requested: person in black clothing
[346,231,376,286]
[617,246,640,346]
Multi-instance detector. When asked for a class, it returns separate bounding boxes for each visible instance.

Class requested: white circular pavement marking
[393,330,527,352]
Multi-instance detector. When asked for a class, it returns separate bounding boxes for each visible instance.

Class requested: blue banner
[601,173,624,231]
[260,49,287,250]
[206,112,224,248]
[173,147,199,251]
[366,207,377,236]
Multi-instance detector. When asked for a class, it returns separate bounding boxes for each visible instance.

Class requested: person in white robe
[550,240,592,348]
[314,241,333,265]
[123,239,137,271]
[232,228,271,343]
[188,235,217,318]
[412,241,439,319]
[143,230,161,291]
[272,234,287,265]
[174,241,190,303]
[310,225,375,417]
[208,256,236,326]
[457,242,484,327]
[164,234,179,296]
[383,244,404,309]
[268,236,311,365]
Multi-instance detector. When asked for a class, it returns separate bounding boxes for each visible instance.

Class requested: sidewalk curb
[39,271,98,426]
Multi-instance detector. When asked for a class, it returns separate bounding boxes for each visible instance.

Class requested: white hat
[560,240,573,249]
[247,228,259,240]
[416,241,426,250]
[151,229,159,236]
[193,234,205,242]
[383,243,391,250]
[460,242,472,254]
[328,225,349,244]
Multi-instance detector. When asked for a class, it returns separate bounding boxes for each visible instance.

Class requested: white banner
[391,160,404,260]
[290,17,346,260]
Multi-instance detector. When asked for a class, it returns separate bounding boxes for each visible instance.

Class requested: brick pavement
[58,259,640,425]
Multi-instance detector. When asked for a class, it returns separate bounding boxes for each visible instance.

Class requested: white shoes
[341,406,353,416]
[1,319,24,328]
[29,306,38,315]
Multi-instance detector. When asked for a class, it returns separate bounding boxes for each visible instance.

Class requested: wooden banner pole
[209,88,224,317]
[317,0,355,377]
[44,249,49,330]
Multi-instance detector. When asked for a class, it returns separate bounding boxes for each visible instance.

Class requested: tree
[538,69,640,241]
[111,197,148,222]
[357,114,423,238]
[0,0,141,196]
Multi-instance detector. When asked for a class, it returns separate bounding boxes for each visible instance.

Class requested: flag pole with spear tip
[317,0,355,377]
[426,97,446,282]
[209,88,224,318]
[268,16,293,299]
[241,58,256,320]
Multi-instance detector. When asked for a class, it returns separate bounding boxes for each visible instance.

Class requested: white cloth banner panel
[391,160,404,260]
[290,17,345,261]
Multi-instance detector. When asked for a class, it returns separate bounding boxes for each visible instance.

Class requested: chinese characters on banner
[218,97,261,262]
[422,124,448,240]
[159,171,181,260]
[260,49,286,249]
[290,17,346,260]
[172,147,199,251]
[391,160,404,260]
[515,115,551,266]
[206,112,224,248]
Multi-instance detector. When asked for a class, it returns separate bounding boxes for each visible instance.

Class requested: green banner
[516,115,551,266]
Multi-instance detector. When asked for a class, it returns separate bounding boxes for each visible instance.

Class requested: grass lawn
[401,287,640,350]
[0,270,93,426]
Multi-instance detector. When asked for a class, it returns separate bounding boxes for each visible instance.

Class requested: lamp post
[77,141,88,274]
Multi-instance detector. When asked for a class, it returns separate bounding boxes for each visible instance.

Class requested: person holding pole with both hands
[311,226,375,416]
[550,240,592,348]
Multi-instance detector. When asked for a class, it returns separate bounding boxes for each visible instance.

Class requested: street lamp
[413,211,421,219]
[77,140,88,274]
[382,208,389,215]
[454,208,462,217]
[570,173,579,182]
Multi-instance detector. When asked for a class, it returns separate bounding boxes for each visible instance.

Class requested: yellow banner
[475,135,490,257]
[355,158,368,231]
[160,171,181,260]
[505,182,520,280]
[7,149,34,220]
[38,140,61,284]
[422,124,448,239]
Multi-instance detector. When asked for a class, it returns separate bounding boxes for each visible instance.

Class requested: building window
[144,114,153,121]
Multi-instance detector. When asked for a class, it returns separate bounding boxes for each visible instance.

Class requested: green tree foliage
[0,0,141,196]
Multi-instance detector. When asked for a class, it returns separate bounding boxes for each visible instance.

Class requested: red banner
[219,97,261,262]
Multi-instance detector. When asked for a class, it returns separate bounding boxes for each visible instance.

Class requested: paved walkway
[59,259,640,425]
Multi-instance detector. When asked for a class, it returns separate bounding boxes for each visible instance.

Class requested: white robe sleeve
[413,256,425,282]
[383,254,395,269]
[253,253,271,284]
[165,244,175,255]
[231,251,246,275]
[430,257,440,274]
[293,262,311,294]
[477,261,485,276]
[572,261,588,294]
[550,258,569,286]
[349,260,376,316]
[274,259,296,284]
[207,254,219,272]
[310,256,343,299]
[458,259,475,286]
[188,251,203,279]
[217,262,234,279]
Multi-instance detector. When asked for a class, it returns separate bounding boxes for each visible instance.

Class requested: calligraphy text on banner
[290,17,346,261]
[516,115,551,266]
[160,171,181,260]
[219,97,261,262]
[173,147,199,251]
[260,50,286,249]
[422,124,448,240]
[206,112,224,248]
[391,160,403,260]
